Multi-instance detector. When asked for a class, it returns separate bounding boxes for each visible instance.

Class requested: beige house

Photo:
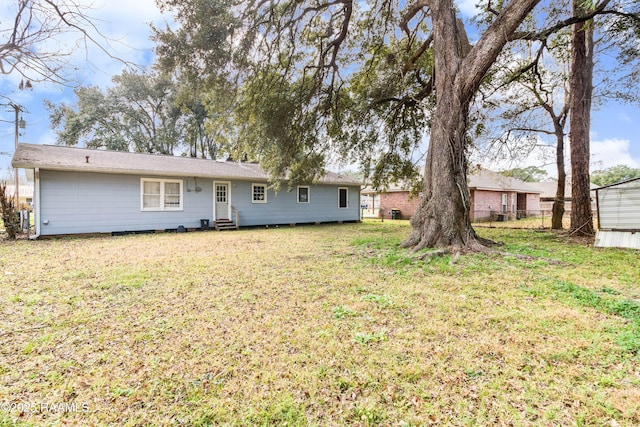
[3,184,34,207]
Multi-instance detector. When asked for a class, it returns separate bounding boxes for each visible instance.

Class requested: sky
[1,0,639,181]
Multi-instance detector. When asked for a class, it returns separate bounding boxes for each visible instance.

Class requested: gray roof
[12,143,361,186]
[528,180,572,199]
[468,168,541,194]
[362,168,542,194]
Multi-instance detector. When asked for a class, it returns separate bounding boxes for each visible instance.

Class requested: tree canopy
[151,0,639,250]
[591,164,640,187]
[47,70,226,158]
[500,166,549,182]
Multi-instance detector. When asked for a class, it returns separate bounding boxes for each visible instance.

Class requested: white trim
[213,181,232,220]
[140,178,184,211]
[31,168,40,239]
[251,183,268,203]
[297,185,310,204]
[338,187,349,209]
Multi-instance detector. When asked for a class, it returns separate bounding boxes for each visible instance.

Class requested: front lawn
[1,221,638,426]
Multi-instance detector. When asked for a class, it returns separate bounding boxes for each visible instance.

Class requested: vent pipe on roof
[85,156,90,163]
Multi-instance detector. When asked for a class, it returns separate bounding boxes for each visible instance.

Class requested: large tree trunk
[402,86,483,251]
[552,119,566,229]
[403,0,541,251]
[568,3,595,236]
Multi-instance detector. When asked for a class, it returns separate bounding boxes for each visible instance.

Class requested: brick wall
[379,191,420,219]
[471,190,541,220]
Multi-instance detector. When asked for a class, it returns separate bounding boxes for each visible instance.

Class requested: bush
[0,182,20,239]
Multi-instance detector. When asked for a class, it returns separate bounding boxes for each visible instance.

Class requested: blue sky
[1,0,639,180]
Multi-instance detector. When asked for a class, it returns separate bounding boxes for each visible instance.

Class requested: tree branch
[510,0,612,41]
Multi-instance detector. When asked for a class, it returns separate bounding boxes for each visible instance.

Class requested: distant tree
[48,70,183,154]
[174,79,219,159]
[500,166,549,182]
[591,165,640,186]
[479,29,570,229]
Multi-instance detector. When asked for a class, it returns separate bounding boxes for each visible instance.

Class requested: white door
[215,183,229,219]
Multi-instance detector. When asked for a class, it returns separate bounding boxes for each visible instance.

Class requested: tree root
[414,249,450,261]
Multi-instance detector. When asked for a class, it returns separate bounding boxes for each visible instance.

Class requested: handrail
[231,205,240,229]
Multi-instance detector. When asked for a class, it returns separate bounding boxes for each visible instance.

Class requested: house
[468,168,541,221]
[2,184,34,207]
[11,143,362,237]
[532,180,572,213]
[360,168,542,221]
[361,181,419,220]
[529,178,597,215]
[594,177,640,249]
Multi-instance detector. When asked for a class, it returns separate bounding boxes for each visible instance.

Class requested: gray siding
[38,170,360,235]
[39,170,214,235]
[231,182,361,226]
[597,180,640,230]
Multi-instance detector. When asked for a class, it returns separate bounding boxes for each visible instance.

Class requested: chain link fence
[472,210,598,229]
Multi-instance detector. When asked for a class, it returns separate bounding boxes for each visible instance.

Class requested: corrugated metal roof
[11,143,361,186]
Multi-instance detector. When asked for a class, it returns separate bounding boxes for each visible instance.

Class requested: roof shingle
[12,144,361,186]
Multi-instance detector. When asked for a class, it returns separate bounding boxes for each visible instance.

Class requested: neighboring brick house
[468,168,541,221]
[361,183,420,219]
[362,168,542,221]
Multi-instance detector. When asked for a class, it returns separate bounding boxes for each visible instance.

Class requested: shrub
[0,181,20,239]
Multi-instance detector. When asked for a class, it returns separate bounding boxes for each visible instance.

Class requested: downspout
[29,167,40,240]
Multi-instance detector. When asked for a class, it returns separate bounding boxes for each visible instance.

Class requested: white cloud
[618,112,632,123]
[0,0,166,90]
[473,136,640,178]
[457,0,481,17]
[590,138,640,170]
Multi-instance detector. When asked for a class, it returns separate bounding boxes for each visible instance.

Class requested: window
[338,187,348,209]
[297,186,310,203]
[501,193,507,213]
[252,184,267,203]
[141,178,183,211]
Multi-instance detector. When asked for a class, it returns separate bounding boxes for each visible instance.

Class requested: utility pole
[9,103,25,211]
[13,103,19,210]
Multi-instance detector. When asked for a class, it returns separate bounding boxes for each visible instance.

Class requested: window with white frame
[252,183,267,203]
[141,178,183,211]
[338,187,348,209]
[297,186,310,203]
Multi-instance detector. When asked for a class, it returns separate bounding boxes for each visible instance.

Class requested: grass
[0,220,639,426]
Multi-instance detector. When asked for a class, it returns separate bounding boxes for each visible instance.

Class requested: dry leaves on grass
[0,222,638,426]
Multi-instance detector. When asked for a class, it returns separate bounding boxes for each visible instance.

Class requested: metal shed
[594,177,640,249]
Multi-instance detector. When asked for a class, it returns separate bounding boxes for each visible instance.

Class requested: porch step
[214,219,238,231]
